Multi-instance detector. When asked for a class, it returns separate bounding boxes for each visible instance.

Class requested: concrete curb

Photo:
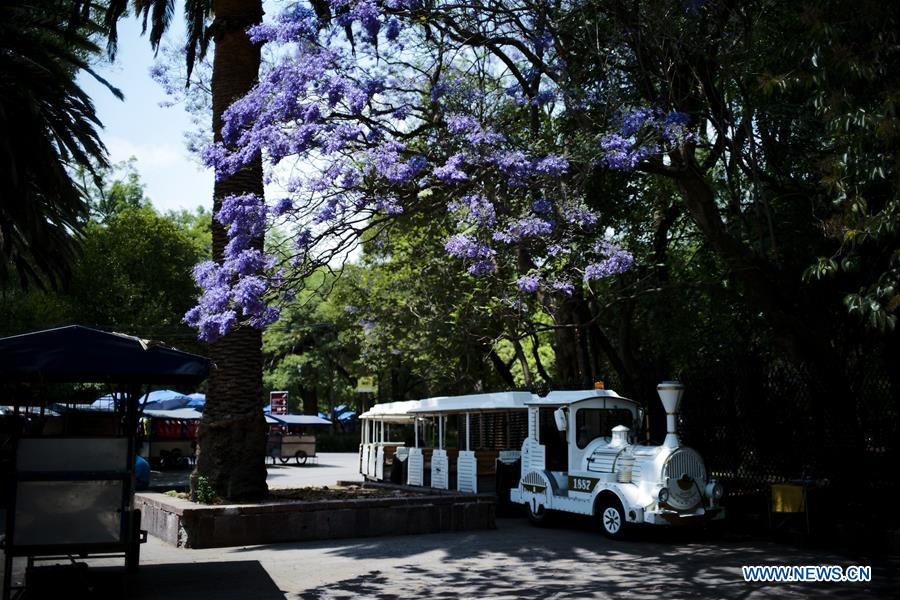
[136,488,496,549]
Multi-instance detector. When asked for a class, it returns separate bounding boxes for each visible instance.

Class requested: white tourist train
[358,381,724,538]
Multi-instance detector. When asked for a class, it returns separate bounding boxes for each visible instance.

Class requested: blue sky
[78,16,213,214]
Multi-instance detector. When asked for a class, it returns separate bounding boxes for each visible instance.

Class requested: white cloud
[102,137,213,213]
[105,137,183,169]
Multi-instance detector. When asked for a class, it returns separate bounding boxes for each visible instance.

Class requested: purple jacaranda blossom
[225,248,269,277]
[445,234,493,259]
[584,242,634,280]
[563,206,598,228]
[467,259,496,275]
[547,244,569,257]
[517,274,541,293]
[217,193,267,239]
[185,0,641,341]
[232,276,268,317]
[531,90,556,106]
[599,108,695,171]
[185,309,237,343]
[369,141,404,179]
[532,198,552,214]
[551,280,575,295]
[493,217,554,243]
[433,154,468,182]
[273,198,293,216]
[247,5,318,44]
[446,114,504,145]
[385,17,401,40]
[535,155,568,176]
[376,196,404,215]
[192,261,226,289]
[490,150,532,184]
[449,194,496,225]
[250,306,282,328]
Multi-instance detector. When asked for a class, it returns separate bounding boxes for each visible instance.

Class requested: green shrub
[194,475,217,505]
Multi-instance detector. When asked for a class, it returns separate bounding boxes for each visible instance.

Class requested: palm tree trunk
[192,0,267,501]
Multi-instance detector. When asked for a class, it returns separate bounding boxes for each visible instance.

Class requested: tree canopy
[0,0,121,289]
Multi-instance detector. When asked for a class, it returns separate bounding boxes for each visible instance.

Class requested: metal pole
[466,413,471,451]
[414,418,419,448]
[438,416,443,450]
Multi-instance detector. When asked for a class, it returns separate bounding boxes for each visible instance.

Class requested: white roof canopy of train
[408,391,531,415]
[358,399,422,421]
[525,389,636,406]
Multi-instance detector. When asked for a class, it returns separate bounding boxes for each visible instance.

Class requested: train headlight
[705,481,724,501]
[658,487,669,503]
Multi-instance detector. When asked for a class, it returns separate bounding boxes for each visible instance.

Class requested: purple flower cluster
[446,114,504,145]
[562,205,599,228]
[448,194,496,225]
[493,217,554,243]
[551,280,575,296]
[433,154,468,182]
[583,241,634,281]
[598,108,695,171]
[517,274,541,293]
[444,234,497,275]
[183,1,642,340]
[445,234,493,259]
[532,198,552,214]
[184,193,282,341]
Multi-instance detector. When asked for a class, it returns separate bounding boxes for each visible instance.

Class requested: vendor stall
[0,325,211,599]
[140,408,203,468]
[265,414,331,465]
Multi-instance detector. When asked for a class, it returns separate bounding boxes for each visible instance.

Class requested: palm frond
[0,0,113,289]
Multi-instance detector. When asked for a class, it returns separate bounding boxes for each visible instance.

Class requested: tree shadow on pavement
[11,560,286,600]
[288,517,897,600]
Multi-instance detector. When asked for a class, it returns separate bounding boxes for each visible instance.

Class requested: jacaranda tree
[185,1,639,376]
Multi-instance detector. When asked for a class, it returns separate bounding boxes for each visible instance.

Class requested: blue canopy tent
[93,389,192,411]
[143,390,192,410]
[186,393,205,408]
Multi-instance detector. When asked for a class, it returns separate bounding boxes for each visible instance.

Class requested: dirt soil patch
[165,483,426,505]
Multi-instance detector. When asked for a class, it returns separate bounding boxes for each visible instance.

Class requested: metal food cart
[139,408,202,468]
[265,414,331,465]
[0,326,211,599]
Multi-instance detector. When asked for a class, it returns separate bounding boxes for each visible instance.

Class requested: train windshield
[575,408,634,449]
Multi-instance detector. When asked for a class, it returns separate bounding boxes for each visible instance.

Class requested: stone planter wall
[135,490,495,549]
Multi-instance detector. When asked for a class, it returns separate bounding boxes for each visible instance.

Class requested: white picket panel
[457,450,477,493]
[368,445,378,477]
[375,446,384,480]
[431,448,449,490]
[407,448,424,486]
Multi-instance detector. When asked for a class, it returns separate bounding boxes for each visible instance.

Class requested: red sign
[270,391,289,415]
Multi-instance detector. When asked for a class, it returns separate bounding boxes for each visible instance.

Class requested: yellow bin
[771,483,806,513]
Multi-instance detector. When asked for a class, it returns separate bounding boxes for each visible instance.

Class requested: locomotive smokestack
[657,381,684,448]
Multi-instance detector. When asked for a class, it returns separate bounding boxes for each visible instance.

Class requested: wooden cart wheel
[295,451,308,465]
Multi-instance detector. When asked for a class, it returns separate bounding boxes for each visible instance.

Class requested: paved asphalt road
[3,453,896,598]
[147,452,364,491]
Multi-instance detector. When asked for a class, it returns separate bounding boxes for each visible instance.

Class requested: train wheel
[295,451,308,465]
[526,499,552,527]
[598,497,627,540]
